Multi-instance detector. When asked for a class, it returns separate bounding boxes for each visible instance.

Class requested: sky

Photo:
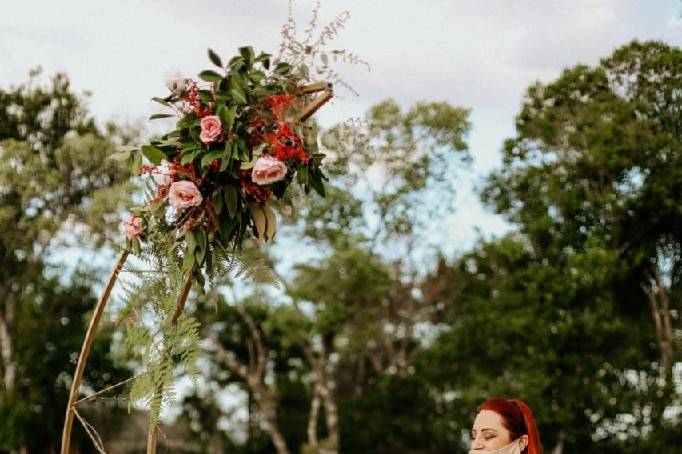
[2,0,681,256]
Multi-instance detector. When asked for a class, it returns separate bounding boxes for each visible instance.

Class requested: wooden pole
[146,268,196,453]
[61,249,130,454]
[295,82,333,123]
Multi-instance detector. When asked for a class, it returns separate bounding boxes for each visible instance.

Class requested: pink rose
[251,156,288,185]
[168,181,203,210]
[122,215,144,239]
[200,115,222,144]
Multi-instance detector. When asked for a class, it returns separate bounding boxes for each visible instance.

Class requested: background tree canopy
[1,40,680,454]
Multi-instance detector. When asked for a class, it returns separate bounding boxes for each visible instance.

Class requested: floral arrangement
[59,3,371,451]
[115,46,331,275]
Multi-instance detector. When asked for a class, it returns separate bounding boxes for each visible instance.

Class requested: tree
[176,98,472,453]
[419,234,657,453]
[483,41,682,384]
[462,39,682,450]
[0,267,131,452]
[0,69,136,452]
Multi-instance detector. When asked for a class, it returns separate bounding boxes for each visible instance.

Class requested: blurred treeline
[0,40,680,453]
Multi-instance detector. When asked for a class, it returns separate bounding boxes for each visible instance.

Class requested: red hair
[477,398,543,454]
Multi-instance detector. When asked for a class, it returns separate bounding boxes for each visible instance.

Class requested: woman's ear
[519,434,529,450]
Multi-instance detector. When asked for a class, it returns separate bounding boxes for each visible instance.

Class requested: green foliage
[0,69,136,451]
[339,374,453,454]
[0,68,135,249]
[461,39,682,451]
[419,234,659,452]
[119,235,202,429]
[0,268,131,452]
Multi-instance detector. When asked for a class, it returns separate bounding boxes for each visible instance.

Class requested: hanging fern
[116,216,281,431]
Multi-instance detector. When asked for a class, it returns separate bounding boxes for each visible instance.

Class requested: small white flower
[165,77,186,95]
[152,162,173,186]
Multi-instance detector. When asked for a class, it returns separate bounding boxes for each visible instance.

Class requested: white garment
[469,438,523,454]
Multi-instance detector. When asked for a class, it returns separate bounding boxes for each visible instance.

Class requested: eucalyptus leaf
[213,191,224,214]
[249,203,266,240]
[297,166,308,184]
[182,248,196,273]
[151,97,172,107]
[185,230,197,253]
[149,113,176,120]
[263,205,277,240]
[225,186,238,218]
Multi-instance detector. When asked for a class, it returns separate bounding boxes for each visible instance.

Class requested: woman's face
[470,410,512,451]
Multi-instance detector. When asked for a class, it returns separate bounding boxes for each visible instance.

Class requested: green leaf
[141,145,166,165]
[195,228,207,264]
[263,205,277,240]
[151,97,172,107]
[109,149,133,161]
[230,87,247,104]
[255,52,271,70]
[309,168,326,197]
[182,248,196,273]
[252,142,267,156]
[220,141,233,171]
[229,56,246,71]
[239,46,255,67]
[299,64,310,80]
[219,105,237,132]
[185,230,197,253]
[198,90,212,103]
[240,155,258,170]
[219,218,237,244]
[225,186,238,218]
[199,70,223,82]
[149,113,176,120]
[297,166,308,184]
[207,48,223,68]
[275,62,291,75]
[214,92,230,103]
[237,138,249,161]
[129,151,143,173]
[213,191,224,214]
[181,150,199,165]
[249,203,266,240]
[201,149,224,168]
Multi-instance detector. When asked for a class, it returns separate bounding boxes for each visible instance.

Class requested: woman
[469,398,543,454]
